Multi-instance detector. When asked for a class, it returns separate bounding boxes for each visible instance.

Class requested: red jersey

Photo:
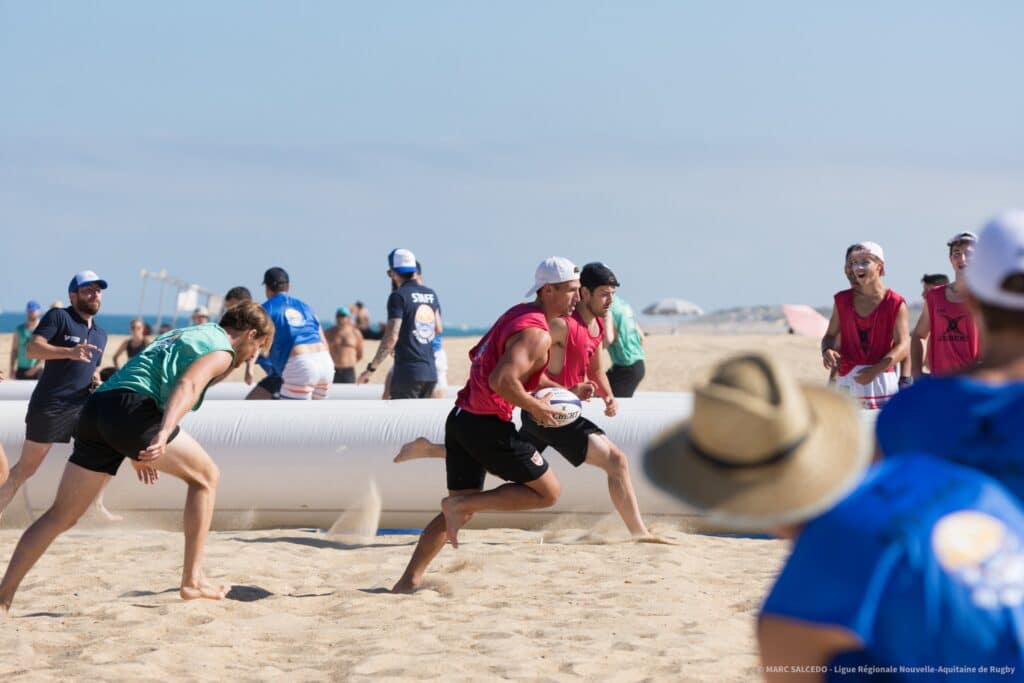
[835,288,906,377]
[455,303,550,421]
[925,285,980,375]
[545,310,604,388]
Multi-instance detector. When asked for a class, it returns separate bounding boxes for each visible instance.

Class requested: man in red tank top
[391,257,579,593]
[821,241,910,409]
[910,232,981,377]
[518,263,650,537]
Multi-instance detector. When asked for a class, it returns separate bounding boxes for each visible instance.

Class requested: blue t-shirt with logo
[387,281,439,384]
[877,376,1024,501]
[762,455,1024,673]
[29,307,108,407]
[258,293,323,377]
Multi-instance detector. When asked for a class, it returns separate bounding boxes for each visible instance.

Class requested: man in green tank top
[604,296,646,397]
[0,302,274,614]
[8,300,43,379]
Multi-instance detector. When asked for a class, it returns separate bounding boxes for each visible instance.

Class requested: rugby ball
[532,387,583,428]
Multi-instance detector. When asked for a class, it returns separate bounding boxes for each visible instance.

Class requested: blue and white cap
[388,248,418,274]
[68,270,109,293]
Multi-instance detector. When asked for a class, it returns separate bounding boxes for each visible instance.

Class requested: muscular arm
[355,329,364,362]
[820,306,841,370]
[880,302,910,372]
[602,312,616,348]
[367,318,401,368]
[758,615,862,683]
[488,328,554,418]
[8,333,16,375]
[27,334,98,362]
[910,306,930,379]
[587,344,615,400]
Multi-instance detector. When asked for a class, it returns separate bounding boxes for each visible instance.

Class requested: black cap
[262,267,289,287]
[580,262,620,289]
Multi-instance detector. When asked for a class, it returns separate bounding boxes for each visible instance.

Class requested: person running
[358,249,442,399]
[604,293,645,398]
[820,242,909,409]
[921,273,950,297]
[391,257,578,593]
[0,302,274,614]
[248,267,332,400]
[112,318,152,368]
[644,353,1024,675]
[0,271,111,520]
[9,300,43,380]
[325,306,364,384]
[909,231,980,378]
[878,211,1024,498]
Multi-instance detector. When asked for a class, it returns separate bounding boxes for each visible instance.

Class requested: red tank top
[835,288,906,377]
[545,310,604,388]
[925,285,980,375]
[455,303,550,421]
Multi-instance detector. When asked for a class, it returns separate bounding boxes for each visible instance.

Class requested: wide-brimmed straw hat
[643,353,869,531]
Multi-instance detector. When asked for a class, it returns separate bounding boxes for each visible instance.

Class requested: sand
[0,331,819,681]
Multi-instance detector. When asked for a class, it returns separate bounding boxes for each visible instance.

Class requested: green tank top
[15,324,39,370]
[97,323,235,410]
[607,297,645,367]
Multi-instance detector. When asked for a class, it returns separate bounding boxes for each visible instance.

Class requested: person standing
[111,319,151,368]
[0,271,110,518]
[9,300,43,380]
[325,306,364,384]
[249,267,333,400]
[604,294,645,397]
[910,231,980,378]
[358,249,442,399]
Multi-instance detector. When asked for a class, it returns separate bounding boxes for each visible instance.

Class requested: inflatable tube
[0,398,873,530]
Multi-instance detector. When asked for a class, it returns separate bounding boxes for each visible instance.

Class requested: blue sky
[2,2,1022,325]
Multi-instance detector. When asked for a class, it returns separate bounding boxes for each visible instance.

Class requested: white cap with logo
[966,210,1024,311]
[524,256,580,298]
[388,248,418,274]
[855,241,885,264]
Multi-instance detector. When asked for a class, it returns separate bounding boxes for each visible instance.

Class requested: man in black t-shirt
[358,248,442,399]
[0,271,110,519]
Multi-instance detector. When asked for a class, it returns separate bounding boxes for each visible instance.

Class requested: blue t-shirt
[387,281,439,384]
[877,376,1024,501]
[258,293,323,377]
[762,455,1024,674]
[29,307,108,407]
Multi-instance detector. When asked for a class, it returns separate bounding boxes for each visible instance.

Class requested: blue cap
[388,248,418,274]
[26,300,41,312]
[336,306,351,317]
[68,270,109,293]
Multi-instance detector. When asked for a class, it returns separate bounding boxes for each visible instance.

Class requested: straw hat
[643,353,869,531]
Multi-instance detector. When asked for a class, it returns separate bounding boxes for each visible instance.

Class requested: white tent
[642,298,704,316]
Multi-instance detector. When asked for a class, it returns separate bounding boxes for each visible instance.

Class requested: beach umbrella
[642,298,704,316]
[781,304,829,338]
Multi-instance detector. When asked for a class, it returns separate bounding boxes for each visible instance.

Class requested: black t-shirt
[386,282,440,384]
[29,307,108,407]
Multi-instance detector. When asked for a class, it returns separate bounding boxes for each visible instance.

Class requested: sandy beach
[0,331,819,681]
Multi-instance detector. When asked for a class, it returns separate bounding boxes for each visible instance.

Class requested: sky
[2,1,1022,326]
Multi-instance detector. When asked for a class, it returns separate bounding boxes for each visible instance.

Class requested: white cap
[966,210,1024,311]
[854,241,885,264]
[524,256,580,298]
[388,248,417,274]
[947,231,978,247]
[193,305,210,317]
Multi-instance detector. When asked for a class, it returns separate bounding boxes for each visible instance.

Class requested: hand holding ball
[531,387,583,428]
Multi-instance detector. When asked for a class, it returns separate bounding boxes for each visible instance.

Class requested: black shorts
[14,368,36,380]
[390,380,436,400]
[25,401,85,444]
[257,374,283,399]
[519,412,604,467]
[333,367,356,384]
[68,390,180,476]
[444,407,548,491]
[607,360,645,398]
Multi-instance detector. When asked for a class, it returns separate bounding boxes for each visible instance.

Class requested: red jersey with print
[925,285,980,375]
[835,288,906,377]
[456,303,550,421]
[545,310,605,388]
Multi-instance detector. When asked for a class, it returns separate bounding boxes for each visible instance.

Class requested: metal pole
[137,269,148,321]
[155,269,167,330]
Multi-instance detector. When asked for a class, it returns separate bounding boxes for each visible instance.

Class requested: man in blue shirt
[358,249,442,399]
[644,353,1024,678]
[877,211,1024,501]
[247,267,333,400]
[0,271,110,521]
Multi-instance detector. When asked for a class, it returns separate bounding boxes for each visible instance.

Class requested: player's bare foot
[441,496,471,548]
[92,501,123,522]
[393,437,444,463]
[391,574,421,594]
[635,533,679,545]
[180,579,231,601]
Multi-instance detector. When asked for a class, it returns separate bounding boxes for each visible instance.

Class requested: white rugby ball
[532,387,583,428]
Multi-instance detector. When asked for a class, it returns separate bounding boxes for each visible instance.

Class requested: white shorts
[281,350,334,400]
[835,365,898,410]
[434,348,448,394]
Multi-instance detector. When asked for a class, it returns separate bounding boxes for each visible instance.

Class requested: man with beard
[0,271,110,519]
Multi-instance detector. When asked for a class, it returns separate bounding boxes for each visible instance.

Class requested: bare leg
[0,464,110,615]
[0,444,8,487]
[394,437,446,463]
[149,430,228,601]
[0,441,53,519]
[584,434,649,538]
[91,480,124,522]
[245,386,274,400]
[441,468,561,546]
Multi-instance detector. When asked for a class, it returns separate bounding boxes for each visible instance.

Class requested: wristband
[898,376,913,388]
[366,363,377,373]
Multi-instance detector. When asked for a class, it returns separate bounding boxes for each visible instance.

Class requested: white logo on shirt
[933,511,1024,608]
[64,335,82,344]
[284,307,305,327]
